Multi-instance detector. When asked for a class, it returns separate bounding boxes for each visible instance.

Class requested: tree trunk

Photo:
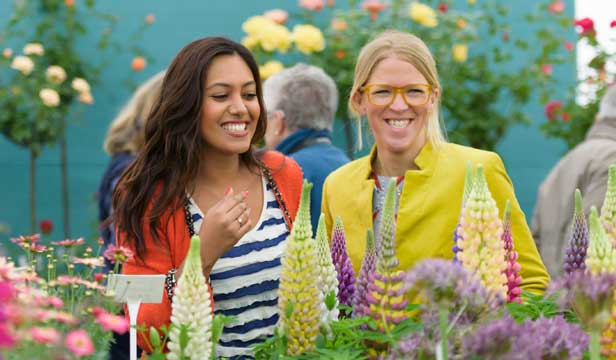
[29,149,37,233]
[60,126,70,238]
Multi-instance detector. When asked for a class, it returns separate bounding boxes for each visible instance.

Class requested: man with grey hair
[532,85,616,277]
[263,63,350,232]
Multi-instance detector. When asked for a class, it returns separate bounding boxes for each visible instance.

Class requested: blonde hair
[348,30,446,149]
[103,71,165,155]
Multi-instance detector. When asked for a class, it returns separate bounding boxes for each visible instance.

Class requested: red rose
[574,17,595,36]
[438,3,448,13]
[544,100,563,121]
[562,112,570,122]
[39,219,53,235]
[611,20,616,28]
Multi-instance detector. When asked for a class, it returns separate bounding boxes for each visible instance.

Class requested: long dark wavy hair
[112,37,267,260]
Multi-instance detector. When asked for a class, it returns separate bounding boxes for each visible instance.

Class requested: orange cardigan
[117,151,303,352]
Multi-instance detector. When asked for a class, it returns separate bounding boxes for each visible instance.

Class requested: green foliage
[244,0,578,150]
[0,0,150,155]
[252,304,422,360]
[506,291,577,322]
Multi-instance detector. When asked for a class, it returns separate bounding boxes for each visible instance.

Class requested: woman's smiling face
[356,55,438,157]
[200,54,261,156]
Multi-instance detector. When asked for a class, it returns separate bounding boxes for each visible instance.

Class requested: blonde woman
[98,71,165,270]
[321,31,549,294]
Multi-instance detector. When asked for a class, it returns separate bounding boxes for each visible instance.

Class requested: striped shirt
[188,177,288,359]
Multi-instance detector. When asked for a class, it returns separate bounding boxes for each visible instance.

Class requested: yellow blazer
[321,142,550,294]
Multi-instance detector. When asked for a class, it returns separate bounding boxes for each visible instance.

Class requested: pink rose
[299,0,324,11]
[544,100,563,121]
[541,64,553,76]
[264,9,289,25]
[547,0,564,14]
[574,17,595,36]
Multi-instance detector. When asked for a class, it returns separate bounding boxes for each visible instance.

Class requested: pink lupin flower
[502,201,523,303]
[65,329,94,357]
[331,216,355,308]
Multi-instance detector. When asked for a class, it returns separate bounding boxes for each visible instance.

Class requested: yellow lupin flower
[408,2,438,28]
[259,61,284,80]
[292,24,325,54]
[457,165,507,300]
[453,44,468,62]
[277,181,321,356]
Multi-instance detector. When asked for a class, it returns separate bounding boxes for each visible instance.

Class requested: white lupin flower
[71,77,91,93]
[23,42,44,56]
[167,236,213,360]
[39,88,60,107]
[315,214,339,327]
[46,65,67,84]
[11,56,34,75]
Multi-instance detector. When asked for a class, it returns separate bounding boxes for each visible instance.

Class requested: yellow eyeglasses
[361,84,433,107]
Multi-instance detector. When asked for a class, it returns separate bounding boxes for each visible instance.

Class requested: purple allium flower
[352,229,377,319]
[461,314,518,359]
[331,216,355,308]
[462,315,588,360]
[549,270,616,332]
[564,189,589,274]
[405,258,498,328]
[502,201,523,303]
[516,316,588,360]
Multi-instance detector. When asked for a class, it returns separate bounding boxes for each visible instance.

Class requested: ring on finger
[237,216,243,225]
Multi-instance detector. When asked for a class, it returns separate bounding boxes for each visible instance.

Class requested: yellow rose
[71,78,91,93]
[46,65,67,84]
[409,2,438,28]
[23,42,44,56]
[259,22,292,53]
[259,61,284,80]
[468,0,476,4]
[39,88,60,107]
[10,56,34,75]
[242,16,272,37]
[452,44,468,62]
[242,36,259,50]
[292,24,325,54]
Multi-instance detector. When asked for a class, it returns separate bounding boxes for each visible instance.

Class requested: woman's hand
[198,187,251,277]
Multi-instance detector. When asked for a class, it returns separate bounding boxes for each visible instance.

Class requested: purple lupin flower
[502,200,523,303]
[331,216,355,308]
[564,189,589,274]
[453,162,474,262]
[352,229,377,319]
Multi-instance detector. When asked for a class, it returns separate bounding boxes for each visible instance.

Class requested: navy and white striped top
[188,177,288,359]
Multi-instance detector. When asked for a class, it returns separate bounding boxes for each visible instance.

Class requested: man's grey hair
[598,84,616,120]
[263,63,338,131]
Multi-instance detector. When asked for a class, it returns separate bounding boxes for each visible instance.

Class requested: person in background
[322,30,549,294]
[98,71,165,273]
[113,37,302,358]
[97,71,164,360]
[263,63,350,233]
[532,84,616,277]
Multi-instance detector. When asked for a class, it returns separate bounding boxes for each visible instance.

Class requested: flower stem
[438,306,449,360]
[589,330,600,360]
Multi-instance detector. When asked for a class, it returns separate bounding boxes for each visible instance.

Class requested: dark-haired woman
[113,37,303,358]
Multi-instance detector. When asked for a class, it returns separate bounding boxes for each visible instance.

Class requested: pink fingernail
[242,190,249,198]
[224,187,233,196]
